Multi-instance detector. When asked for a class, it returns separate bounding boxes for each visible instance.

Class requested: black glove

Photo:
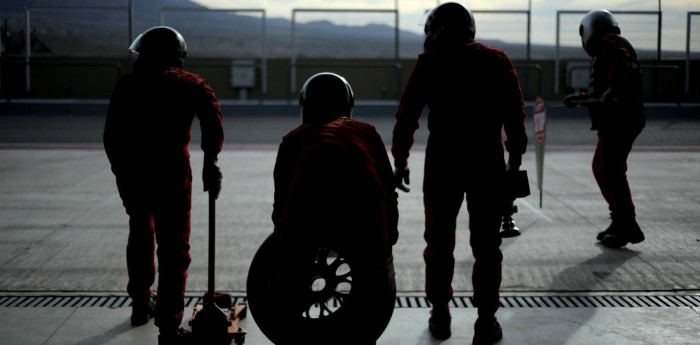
[394,166,410,193]
[203,159,223,199]
[507,154,522,172]
[562,93,587,108]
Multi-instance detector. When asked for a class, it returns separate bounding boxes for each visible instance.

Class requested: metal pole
[0,8,3,94]
[527,0,532,61]
[395,1,399,56]
[128,0,133,43]
[686,12,692,96]
[290,10,297,101]
[657,1,662,61]
[208,192,215,297]
[261,11,268,98]
[394,8,401,100]
[554,11,560,96]
[128,0,134,65]
[25,7,31,94]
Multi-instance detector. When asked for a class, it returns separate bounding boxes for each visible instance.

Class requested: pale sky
[192,0,699,53]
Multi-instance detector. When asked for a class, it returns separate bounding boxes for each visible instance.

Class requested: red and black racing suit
[392,41,527,318]
[272,117,398,343]
[587,34,646,223]
[104,66,223,331]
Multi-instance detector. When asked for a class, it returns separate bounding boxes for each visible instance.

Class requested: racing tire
[246,233,396,345]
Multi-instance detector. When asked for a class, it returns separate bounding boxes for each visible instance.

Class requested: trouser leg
[126,211,156,308]
[594,129,641,221]
[466,191,503,319]
[153,189,192,332]
[423,190,464,308]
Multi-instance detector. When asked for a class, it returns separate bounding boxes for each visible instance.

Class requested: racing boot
[596,222,616,241]
[131,293,156,326]
[473,316,503,345]
[472,316,503,345]
[601,218,645,249]
[428,305,451,340]
[158,328,185,345]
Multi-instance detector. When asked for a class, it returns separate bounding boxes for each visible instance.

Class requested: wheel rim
[300,247,353,320]
[247,234,396,344]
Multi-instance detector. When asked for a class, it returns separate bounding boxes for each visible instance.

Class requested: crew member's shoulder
[282,123,312,141]
[171,68,208,83]
[418,41,510,60]
[467,41,509,58]
[336,117,378,132]
[601,34,633,51]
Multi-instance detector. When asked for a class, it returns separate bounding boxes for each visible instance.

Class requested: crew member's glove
[507,154,522,172]
[394,166,410,193]
[599,86,617,104]
[562,92,588,108]
[203,158,223,199]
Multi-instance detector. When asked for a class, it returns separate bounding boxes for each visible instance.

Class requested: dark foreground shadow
[75,319,133,345]
[536,245,641,344]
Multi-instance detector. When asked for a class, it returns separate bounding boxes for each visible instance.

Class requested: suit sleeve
[370,128,399,245]
[103,80,127,175]
[498,54,528,156]
[196,78,224,161]
[391,57,428,170]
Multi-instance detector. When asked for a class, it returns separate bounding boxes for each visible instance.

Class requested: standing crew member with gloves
[391,3,527,344]
[103,26,224,345]
[563,9,646,249]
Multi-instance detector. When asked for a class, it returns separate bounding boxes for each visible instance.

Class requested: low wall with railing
[0,57,696,103]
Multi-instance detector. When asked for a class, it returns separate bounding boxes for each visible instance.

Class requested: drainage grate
[458,295,700,308]
[0,295,133,308]
[0,295,247,309]
[1,294,699,309]
[397,295,700,308]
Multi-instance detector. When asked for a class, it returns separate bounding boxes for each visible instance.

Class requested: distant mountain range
[1,0,672,60]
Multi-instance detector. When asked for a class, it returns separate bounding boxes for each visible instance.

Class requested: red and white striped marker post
[532,97,547,208]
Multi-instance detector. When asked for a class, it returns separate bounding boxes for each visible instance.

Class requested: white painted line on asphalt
[519,198,553,222]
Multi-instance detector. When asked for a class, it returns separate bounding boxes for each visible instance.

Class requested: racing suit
[273,117,398,256]
[272,117,398,344]
[392,41,527,319]
[104,65,223,331]
[588,34,646,223]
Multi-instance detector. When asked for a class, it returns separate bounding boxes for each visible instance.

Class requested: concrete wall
[0,57,696,103]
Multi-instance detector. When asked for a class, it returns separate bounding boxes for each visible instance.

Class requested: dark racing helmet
[579,9,621,57]
[129,26,187,68]
[423,2,476,42]
[299,72,354,124]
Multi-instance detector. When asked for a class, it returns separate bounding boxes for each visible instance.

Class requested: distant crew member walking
[563,9,646,249]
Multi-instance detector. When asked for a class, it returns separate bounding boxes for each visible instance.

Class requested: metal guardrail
[290,8,401,100]
[24,6,131,93]
[159,7,268,96]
